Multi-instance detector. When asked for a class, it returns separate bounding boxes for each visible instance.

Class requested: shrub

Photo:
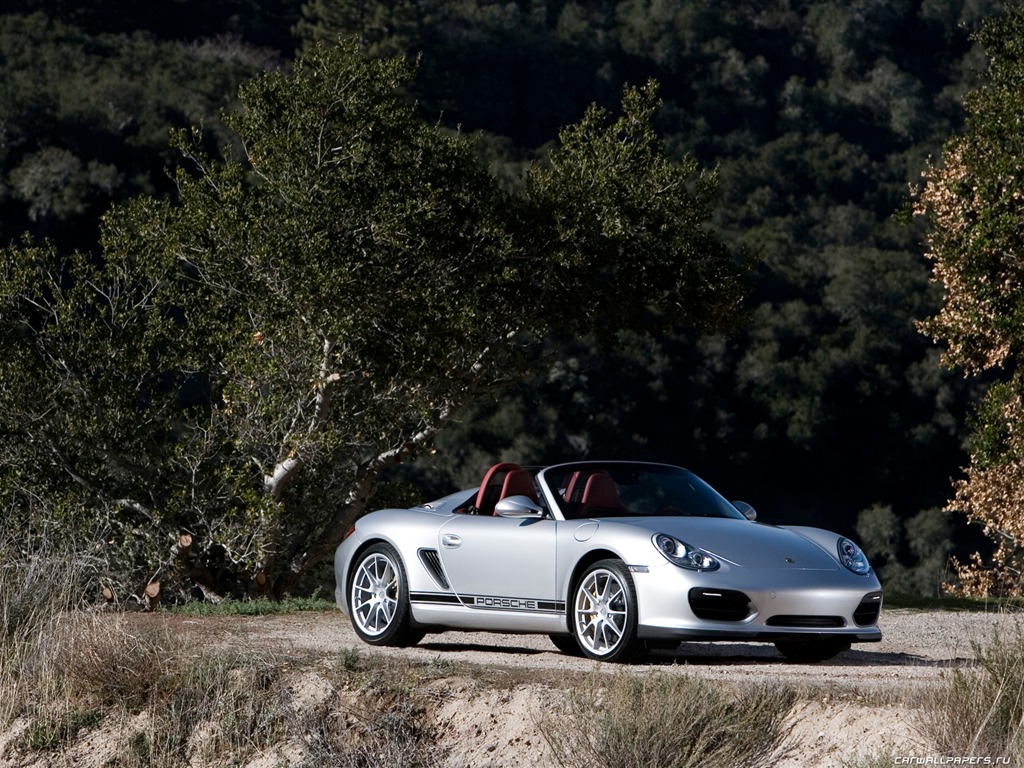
[540,671,795,768]
[918,624,1024,761]
[0,530,99,726]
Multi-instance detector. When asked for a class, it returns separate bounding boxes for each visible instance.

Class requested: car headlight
[652,534,720,571]
[837,537,871,575]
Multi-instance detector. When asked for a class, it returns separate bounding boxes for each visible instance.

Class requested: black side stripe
[410,592,461,605]
[410,592,566,614]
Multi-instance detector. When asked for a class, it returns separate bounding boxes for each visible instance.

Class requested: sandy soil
[163,607,1022,765]
[3,607,1020,767]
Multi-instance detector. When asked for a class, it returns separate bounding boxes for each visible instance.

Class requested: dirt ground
[3,607,1020,767]
[159,607,1023,765]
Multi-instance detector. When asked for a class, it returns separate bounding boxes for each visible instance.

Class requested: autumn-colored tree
[916,3,1024,595]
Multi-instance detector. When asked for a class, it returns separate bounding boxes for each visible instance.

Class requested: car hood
[610,518,840,571]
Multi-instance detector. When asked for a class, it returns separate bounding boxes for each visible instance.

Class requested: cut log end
[143,580,161,611]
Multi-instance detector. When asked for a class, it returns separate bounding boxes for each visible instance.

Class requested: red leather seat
[498,469,539,507]
[473,462,523,515]
[578,472,627,517]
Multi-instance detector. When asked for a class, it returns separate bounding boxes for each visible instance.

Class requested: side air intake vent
[854,591,883,626]
[418,549,450,589]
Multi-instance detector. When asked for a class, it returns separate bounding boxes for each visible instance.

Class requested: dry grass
[0,533,292,764]
[0,535,857,768]
[0,532,96,727]
[539,671,796,768]
[5,612,286,764]
[3,601,797,768]
[301,693,447,768]
[2,589,447,767]
[11,533,1024,767]
[917,623,1024,764]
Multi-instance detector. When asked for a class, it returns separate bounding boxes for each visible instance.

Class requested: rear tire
[348,543,423,647]
[571,560,643,663]
[774,639,851,662]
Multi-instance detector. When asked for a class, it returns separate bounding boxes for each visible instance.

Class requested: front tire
[549,634,585,657]
[571,560,643,662]
[348,543,423,647]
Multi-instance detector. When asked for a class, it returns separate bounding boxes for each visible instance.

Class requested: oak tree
[917,4,1024,595]
[0,40,744,598]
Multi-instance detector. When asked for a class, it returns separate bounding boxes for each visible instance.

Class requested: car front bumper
[632,561,883,644]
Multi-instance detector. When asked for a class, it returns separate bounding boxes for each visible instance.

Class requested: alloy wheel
[574,566,629,656]
[351,551,399,637]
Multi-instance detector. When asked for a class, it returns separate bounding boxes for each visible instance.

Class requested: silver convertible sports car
[334,461,882,663]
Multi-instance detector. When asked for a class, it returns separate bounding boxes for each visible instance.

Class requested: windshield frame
[536,461,747,521]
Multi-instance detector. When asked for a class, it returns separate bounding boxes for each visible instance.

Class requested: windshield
[540,463,746,521]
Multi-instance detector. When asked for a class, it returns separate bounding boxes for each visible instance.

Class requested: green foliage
[526,81,744,339]
[169,596,334,617]
[969,380,1024,469]
[0,0,1010,588]
[0,12,273,247]
[22,709,103,752]
[294,0,418,57]
[344,0,988,547]
[919,3,1024,373]
[337,646,362,672]
[0,40,741,597]
[856,505,953,596]
[3,0,305,49]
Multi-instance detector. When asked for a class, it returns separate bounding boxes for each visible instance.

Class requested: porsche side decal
[410,592,564,614]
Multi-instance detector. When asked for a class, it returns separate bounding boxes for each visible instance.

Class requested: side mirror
[732,500,757,521]
[495,495,546,519]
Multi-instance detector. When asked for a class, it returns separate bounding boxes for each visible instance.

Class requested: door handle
[441,534,462,549]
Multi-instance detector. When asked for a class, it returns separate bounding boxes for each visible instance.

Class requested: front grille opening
[688,588,752,622]
[766,615,845,628]
[854,591,883,626]
[417,549,450,589]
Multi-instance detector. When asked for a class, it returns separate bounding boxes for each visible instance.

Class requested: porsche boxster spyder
[334,461,882,662]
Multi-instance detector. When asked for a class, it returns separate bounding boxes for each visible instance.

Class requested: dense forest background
[0,0,1002,594]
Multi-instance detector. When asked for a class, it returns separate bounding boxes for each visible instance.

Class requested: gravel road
[175,606,1023,691]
